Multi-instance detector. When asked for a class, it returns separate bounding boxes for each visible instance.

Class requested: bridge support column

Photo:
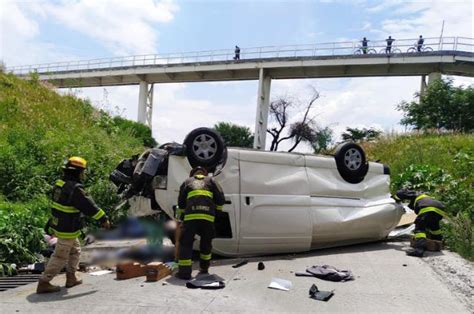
[138,81,154,128]
[420,72,441,98]
[428,72,442,84]
[420,75,427,98]
[253,68,272,150]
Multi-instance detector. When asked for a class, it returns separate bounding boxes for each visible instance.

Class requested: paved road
[0,241,469,313]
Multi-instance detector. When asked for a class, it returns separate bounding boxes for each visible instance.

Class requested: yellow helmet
[65,156,87,170]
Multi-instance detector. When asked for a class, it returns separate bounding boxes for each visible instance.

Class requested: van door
[238,150,312,255]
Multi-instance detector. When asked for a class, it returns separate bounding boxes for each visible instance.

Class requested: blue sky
[1,0,473,151]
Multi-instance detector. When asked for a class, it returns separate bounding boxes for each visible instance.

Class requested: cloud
[2,0,179,67]
[368,0,473,38]
[41,0,179,55]
[0,0,51,66]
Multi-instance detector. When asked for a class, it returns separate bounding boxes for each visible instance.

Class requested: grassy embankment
[0,72,150,275]
[363,133,474,260]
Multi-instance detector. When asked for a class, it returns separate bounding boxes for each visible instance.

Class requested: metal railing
[8,36,473,75]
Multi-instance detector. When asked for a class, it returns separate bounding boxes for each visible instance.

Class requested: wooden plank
[397,213,417,227]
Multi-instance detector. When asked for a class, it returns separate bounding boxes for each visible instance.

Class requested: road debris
[296,265,354,282]
[89,270,113,276]
[257,262,265,270]
[232,260,248,268]
[186,274,225,289]
[388,224,415,239]
[116,262,172,281]
[309,284,334,302]
[268,278,292,291]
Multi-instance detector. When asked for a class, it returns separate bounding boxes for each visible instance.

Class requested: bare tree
[267,87,330,152]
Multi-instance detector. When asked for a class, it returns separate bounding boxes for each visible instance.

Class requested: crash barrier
[8,37,473,75]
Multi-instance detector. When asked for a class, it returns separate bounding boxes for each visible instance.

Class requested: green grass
[363,133,474,260]
[0,72,148,271]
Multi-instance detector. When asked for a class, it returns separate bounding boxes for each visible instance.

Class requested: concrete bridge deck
[12,51,474,88]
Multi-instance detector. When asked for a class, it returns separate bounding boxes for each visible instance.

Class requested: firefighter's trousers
[40,238,81,282]
[178,220,215,277]
[414,212,443,241]
[412,212,443,253]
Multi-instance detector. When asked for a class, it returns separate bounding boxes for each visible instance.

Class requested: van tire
[334,142,369,184]
[183,128,226,168]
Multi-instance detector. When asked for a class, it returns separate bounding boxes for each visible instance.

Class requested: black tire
[183,127,226,168]
[334,142,369,184]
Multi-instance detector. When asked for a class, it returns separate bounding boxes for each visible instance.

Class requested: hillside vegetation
[364,133,474,260]
[0,72,149,274]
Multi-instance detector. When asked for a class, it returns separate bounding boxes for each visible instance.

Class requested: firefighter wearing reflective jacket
[395,189,447,257]
[176,166,225,280]
[36,157,110,294]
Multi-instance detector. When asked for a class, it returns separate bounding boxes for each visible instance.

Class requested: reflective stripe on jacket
[178,174,225,222]
[49,178,106,239]
[414,194,447,218]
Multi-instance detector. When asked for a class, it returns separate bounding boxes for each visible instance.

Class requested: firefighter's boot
[36,279,61,294]
[407,238,426,257]
[65,272,83,288]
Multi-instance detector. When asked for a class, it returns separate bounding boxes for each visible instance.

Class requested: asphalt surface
[0,240,470,313]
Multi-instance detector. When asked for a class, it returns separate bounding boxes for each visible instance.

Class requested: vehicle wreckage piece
[309,284,334,302]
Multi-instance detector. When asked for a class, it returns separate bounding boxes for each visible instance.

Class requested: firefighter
[395,189,447,257]
[176,166,225,280]
[36,157,110,294]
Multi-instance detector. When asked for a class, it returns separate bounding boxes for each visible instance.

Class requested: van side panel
[238,150,312,255]
[304,155,403,247]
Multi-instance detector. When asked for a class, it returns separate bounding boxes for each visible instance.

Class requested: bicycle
[354,46,376,54]
[407,44,433,53]
[379,47,402,54]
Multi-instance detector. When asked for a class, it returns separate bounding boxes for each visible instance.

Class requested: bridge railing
[8,36,473,75]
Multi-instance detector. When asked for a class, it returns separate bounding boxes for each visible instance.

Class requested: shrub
[364,133,474,260]
[0,72,146,269]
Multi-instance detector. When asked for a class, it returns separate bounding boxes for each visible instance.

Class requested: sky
[1,0,473,152]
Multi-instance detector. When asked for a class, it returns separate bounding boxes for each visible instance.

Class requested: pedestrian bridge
[8,36,474,149]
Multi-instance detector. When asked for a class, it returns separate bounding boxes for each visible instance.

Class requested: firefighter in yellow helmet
[36,157,110,294]
[175,166,225,280]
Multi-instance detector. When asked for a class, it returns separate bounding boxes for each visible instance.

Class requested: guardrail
[8,36,473,75]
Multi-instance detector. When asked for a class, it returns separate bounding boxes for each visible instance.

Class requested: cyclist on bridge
[361,37,369,54]
[417,35,424,52]
[386,36,395,53]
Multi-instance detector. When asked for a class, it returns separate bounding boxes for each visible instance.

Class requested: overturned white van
[111,128,404,257]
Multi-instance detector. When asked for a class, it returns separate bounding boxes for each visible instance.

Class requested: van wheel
[183,128,226,168]
[334,142,369,184]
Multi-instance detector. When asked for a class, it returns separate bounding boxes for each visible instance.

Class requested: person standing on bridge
[234,45,241,60]
[395,189,447,257]
[385,36,395,53]
[361,37,369,54]
[417,35,424,52]
[175,166,225,280]
[36,157,111,294]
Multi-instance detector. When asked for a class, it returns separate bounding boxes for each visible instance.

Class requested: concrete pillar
[420,75,427,98]
[253,68,272,150]
[137,81,154,128]
[138,81,148,124]
[428,72,442,85]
